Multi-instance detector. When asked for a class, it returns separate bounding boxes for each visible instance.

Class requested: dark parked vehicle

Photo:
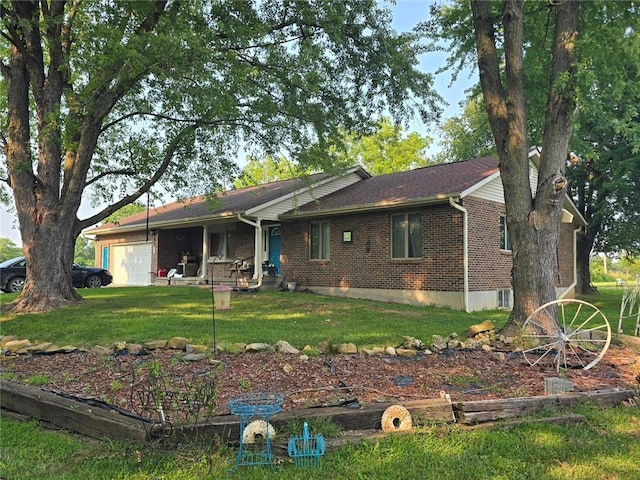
[0,256,113,293]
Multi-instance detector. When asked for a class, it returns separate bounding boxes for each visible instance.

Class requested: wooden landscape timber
[0,379,145,442]
[454,388,636,424]
[1,379,636,445]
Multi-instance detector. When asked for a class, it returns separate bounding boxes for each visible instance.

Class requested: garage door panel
[112,243,151,286]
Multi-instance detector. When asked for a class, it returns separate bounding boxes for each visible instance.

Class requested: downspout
[237,213,263,289]
[559,226,582,299]
[449,197,469,313]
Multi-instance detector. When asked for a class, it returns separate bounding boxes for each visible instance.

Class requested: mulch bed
[1,343,638,422]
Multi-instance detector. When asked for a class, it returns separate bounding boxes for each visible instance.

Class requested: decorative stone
[143,340,167,350]
[465,320,496,338]
[2,339,32,352]
[26,342,53,353]
[430,335,447,352]
[43,344,63,353]
[385,346,397,356]
[544,377,575,394]
[316,340,331,354]
[282,364,293,374]
[61,345,79,353]
[167,336,190,350]
[245,342,273,353]
[299,354,309,361]
[481,344,493,352]
[186,344,210,354]
[91,345,113,355]
[275,340,300,355]
[400,336,426,350]
[183,353,208,361]
[493,352,506,362]
[114,341,127,351]
[126,343,143,355]
[0,336,19,346]
[337,342,358,354]
[396,348,417,357]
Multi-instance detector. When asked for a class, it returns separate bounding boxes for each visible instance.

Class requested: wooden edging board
[1,379,635,443]
[0,379,146,442]
[453,388,636,424]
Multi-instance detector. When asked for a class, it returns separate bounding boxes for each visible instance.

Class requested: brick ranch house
[85,152,586,311]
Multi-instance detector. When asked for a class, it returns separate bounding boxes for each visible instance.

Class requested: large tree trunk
[3,2,83,312]
[471,0,579,335]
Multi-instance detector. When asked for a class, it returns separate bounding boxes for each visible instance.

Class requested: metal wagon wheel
[521,299,611,372]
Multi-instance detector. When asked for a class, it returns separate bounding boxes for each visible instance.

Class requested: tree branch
[78,124,196,230]
[84,168,137,187]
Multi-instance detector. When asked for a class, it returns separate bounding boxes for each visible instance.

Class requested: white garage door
[111,243,152,286]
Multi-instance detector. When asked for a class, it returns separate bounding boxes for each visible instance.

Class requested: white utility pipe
[449,197,469,313]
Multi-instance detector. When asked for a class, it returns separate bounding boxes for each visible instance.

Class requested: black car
[0,256,113,293]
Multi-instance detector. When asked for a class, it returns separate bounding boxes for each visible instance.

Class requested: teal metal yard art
[288,421,326,469]
[229,392,284,468]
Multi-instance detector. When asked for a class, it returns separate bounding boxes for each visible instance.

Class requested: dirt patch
[1,344,638,419]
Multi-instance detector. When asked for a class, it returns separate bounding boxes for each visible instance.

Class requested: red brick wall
[557,223,575,287]
[281,205,465,291]
[465,197,512,291]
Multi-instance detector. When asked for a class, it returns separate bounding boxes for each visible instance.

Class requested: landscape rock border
[0,321,509,361]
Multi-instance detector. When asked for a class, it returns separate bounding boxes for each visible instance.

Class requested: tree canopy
[428,0,640,294]
[1,0,441,311]
[329,117,433,175]
[0,237,22,262]
[234,117,433,187]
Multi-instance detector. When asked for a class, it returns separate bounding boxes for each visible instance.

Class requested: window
[310,221,330,260]
[500,215,512,251]
[391,213,422,259]
[209,230,234,260]
[498,289,512,309]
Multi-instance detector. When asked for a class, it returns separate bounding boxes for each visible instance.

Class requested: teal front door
[268,226,281,274]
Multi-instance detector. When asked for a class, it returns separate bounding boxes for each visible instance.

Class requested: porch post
[253,219,262,280]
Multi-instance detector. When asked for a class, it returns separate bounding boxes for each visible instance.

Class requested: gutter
[449,197,469,313]
[237,213,263,290]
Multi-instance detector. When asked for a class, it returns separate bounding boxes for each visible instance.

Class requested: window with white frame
[310,221,330,260]
[498,289,512,308]
[391,212,422,259]
[499,215,512,251]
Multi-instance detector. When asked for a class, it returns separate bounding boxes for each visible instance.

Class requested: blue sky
[0,1,476,246]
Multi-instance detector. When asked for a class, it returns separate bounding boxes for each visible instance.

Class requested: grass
[1,283,638,479]
[1,404,638,479]
[0,287,512,349]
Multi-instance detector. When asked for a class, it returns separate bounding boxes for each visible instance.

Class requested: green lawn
[0,287,512,349]
[2,404,639,480]
[1,284,638,479]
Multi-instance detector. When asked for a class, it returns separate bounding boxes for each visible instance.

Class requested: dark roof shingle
[286,157,498,216]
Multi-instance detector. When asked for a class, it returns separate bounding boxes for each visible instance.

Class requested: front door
[268,226,281,274]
